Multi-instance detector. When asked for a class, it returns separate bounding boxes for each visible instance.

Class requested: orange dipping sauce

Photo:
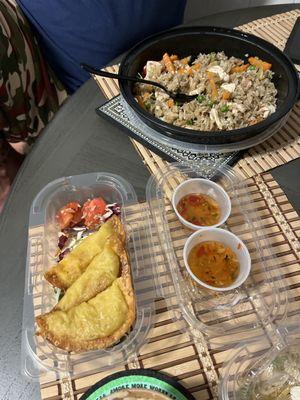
[187,241,240,288]
[177,193,221,226]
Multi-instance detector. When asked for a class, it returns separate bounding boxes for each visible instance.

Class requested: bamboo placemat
[93,9,300,179]
[26,171,300,400]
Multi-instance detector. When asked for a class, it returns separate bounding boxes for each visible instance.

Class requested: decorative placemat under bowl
[94,9,300,179]
[96,96,242,172]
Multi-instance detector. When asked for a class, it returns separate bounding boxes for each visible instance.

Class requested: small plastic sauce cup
[183,228,251,292]
[172,178,231,230]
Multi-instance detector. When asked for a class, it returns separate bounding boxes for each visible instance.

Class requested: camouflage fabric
[0,0,67,144]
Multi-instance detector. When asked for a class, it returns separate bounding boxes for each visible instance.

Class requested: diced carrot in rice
[180,57,190,65]
[222,91,231,100]
[167,99,174,108]
[136,95,145,108]
[206,71,218,101]
[142,92,151,100]
[187,63,201,76]
[230,64,249,73]
[163,52,175,73]
[191,63,201,70]
[178,68,186,74]
[248,57,272,71]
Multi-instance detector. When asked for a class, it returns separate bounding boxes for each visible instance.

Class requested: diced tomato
[197,245,206,257]
[188,194,205,206]
[193,219,204,226]
[71,208,83,226]
[180,207,187,214]
[82,197,107,229]
[188,195,199,205]
[57,213,73,229]
[56,202,82,229]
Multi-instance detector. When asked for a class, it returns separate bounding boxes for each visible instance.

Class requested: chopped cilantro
[196,94,205,103]
[220,105,229,112]
[186,119,194,125]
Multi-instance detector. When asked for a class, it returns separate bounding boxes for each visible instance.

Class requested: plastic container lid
[146,162,288,346]
[219,323,300,400]
[21,164,290,384]
[21,172,159,381]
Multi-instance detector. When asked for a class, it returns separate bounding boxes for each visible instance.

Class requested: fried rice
[135,51,277,131]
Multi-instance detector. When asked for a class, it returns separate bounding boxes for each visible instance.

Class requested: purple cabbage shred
[106,203,121,216]
[101,203,121,223]
[58,248,70,261]
[58,234,68,250]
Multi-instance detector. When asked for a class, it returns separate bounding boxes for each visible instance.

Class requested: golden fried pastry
[36,243,135,352]
[56,238,120,312]
[44,215,124,290]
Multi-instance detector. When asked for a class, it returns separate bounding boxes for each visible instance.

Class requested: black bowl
[119,26,300,145]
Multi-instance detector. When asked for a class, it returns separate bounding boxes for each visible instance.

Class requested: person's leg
[0,0,67,144]
[0,139,24,212]
[0,0,67,211]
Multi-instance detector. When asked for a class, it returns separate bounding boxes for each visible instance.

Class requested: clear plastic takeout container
[146,162,288,346]
[21,172,158,382]
[22,163,290,384]
[219,323,300,399]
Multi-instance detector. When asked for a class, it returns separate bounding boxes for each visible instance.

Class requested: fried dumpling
[36,247,135,352]
[44,215,124,290]
[56,238,120,312]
